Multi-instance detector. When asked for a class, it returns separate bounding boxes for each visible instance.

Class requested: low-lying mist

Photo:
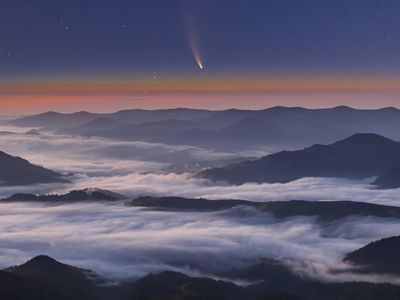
[1,126,400,284]
[0,200,399,283]
[0,127,399,206]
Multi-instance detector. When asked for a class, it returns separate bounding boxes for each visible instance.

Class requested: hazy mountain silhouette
[83,119,198,142]
[9,108,213,130]
[200,133,400,185]
[56,117,119,135]
[10,106,400,151]
[9,111,97,129]
[0,151,65,186]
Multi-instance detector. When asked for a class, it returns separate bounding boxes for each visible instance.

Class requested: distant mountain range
[2,254,400,300]
[9,106,400,151]
[9,108,213,130]
[200,133,400,187]
[0,151,65,186]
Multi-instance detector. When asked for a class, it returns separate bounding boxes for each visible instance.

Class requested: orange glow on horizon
[1,74,400,114]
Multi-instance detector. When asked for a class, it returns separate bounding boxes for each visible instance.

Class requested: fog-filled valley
[1,107,400,299]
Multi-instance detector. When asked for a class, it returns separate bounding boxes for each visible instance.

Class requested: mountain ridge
[200,133,400,185]
[9,106,400,151]
[0,150,65,186]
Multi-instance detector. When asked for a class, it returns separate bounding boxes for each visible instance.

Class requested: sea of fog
[0,127,399,205]
[1,126,400,283]
[0,201,400,284]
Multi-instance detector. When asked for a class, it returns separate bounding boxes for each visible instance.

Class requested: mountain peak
[332,133,396,147]
[24,255,59,267]
[5,255,65,274]
[331,105,355,111]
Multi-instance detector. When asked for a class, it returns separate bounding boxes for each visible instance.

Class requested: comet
[181,1,204,70]
[187,30,204,70]
[191,42,204,69]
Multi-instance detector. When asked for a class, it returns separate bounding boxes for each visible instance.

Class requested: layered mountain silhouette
[82,119,198,142]
[10,106,400,151]
[2,255,400,300]
[200,133,400,186]
[0,151,65,186]
[9,108,213,130]
[56,117,119,135]
[344,236,400,275]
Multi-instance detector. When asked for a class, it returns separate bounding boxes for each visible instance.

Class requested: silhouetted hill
[131,268,400,300]
[344,236,400,275]
[0,151,65,186]
[200,133,400,184]
[5,255,119,300]
[2,188,125,202]
[6,255,129,300]
[128,196,252,210]
[2,255,400,300]
[130,271,246,300]
[128,196,400,221]
[373,166,400,189]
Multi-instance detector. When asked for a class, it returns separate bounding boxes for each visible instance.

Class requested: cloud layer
[0,201,399,283]
[1,126,400,206]
[1,126,400,283]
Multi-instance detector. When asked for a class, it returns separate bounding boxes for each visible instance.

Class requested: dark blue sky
[1,0,399,79]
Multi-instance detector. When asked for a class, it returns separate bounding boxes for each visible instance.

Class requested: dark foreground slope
[5,255,124,300]
[344,236,400,275]
[0,270,74,300]
[0,151,65,186]
[2,255,400,300]
[200,133,400,185]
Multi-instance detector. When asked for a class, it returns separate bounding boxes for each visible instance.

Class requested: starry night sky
[1,0,400,114]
